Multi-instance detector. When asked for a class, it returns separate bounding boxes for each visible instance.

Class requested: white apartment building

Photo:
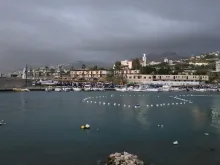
[120,60,133,69]
[126,74,209,83]
[189,62,209,66]
[70,70,108,79]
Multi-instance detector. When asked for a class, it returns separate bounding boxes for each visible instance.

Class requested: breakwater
[0,78,32,89]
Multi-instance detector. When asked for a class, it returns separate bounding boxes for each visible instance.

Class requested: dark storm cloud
[0,0,220,71]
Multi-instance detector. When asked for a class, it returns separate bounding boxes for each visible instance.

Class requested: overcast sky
[1,0,220,71]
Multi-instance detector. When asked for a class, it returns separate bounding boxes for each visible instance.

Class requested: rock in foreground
[106,152,146,165]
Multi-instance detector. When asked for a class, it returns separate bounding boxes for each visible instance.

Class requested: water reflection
[191,106,209,129]
[135,108,150,129]
[20,93,26,111]
[211,95,220,131]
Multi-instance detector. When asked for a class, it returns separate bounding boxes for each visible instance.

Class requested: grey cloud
[0,0,220,71]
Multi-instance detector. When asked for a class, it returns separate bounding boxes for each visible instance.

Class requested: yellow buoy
[81,125,85,129]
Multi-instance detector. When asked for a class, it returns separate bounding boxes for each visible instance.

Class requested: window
[138,76,141,79]
[129,76,132,79]
[143,77,146,79]
[134,76,136,79]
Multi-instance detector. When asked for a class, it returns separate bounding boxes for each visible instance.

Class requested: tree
[92,65,98,70]
[132,58,141,70]
[114,61,121,70]
[141,66,156,74]
[81,64,86,69]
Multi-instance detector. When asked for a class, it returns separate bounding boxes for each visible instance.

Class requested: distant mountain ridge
[146,52,185,61]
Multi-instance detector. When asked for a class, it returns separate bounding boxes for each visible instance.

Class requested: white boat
[115,87,127,92]
[92,87,99,91]
[145,88,159,92]
[84,85,91,91]
[170,87,183,91]
[160,85,171,92]
[98,88,105,91]
[13,88,30,92]
[54,87,62,92]
[39,80,58,86]
[73,87,82,91]
[45,86,53,92]
[63,87,72,92]
[193,88,206,92]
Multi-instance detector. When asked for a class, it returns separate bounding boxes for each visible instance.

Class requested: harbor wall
[0,78,32,89]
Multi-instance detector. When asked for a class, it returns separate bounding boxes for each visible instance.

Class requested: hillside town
[2,51,220,86]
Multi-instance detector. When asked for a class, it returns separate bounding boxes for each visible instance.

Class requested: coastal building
[216,61,220,72]
[189,62,209,66]
[126,74,209,84]
[120,60,133,69]
[70,70,108,79]
[164,58,169,63]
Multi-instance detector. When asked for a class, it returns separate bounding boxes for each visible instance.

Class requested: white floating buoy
[176,103,178,105]
[103,102,105,105]
[94,102,97,104]
[158,125,160,127]
[173,141,179,145]
[147,105,149,107]
[124,105,126,107]
[163,103,165,105]
[167,103,170,105]
[172,103,174,105]
[118,104,120,106]
[160,104,163,106]
[204,133,209,136]
[87,101,89,103]
[85,124,90,129]
[114,103,116,106]
[90,101,92,103]
[128,105,130,107]
[108,103,110,105]
[151,104,153,107]
[156,104,159,107]
[161,125,164,128]
[180,102,182,104]
[99,102,101,104]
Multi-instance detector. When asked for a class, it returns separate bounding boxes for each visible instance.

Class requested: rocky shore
[106,152,146,165]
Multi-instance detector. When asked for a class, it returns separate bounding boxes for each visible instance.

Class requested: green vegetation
[132,58,141,70]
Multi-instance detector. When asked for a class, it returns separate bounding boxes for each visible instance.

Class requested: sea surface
[0,91,220,165]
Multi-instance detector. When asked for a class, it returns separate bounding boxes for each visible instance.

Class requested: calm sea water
[0,91,220,165]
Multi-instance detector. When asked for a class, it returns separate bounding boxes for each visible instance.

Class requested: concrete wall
[0,78,32,89]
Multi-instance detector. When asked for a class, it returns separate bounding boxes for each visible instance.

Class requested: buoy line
[82,93,194,109]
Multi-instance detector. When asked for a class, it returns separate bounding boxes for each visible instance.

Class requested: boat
[98,87,105,91]
[39,80,58,86]
[73,87,82,91]
[193,88,206,92]
[115,87,127,92]
[0,120,6,126]
[54,87,62,92]
[84,85,91,91]
[92,87,99,91]
[145,88,159,92]
[45,86,53,92]
[159,85,171,92]
[62,87,72,92]
[13,88,30,92]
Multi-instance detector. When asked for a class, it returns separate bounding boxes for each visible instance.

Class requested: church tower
[142,53,147,67]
